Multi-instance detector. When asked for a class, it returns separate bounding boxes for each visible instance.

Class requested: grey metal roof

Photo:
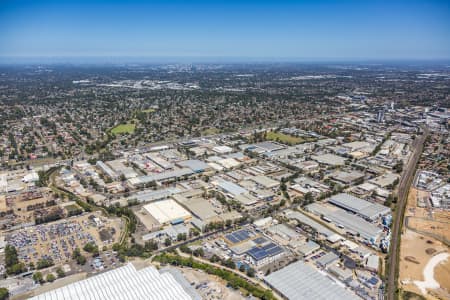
[138,168,194,183]
[332,210,382,240]
[177,159,210,172]
[329,193,390,220]
[284,210,335,237]
[265,260,359,300]
[217,179,247,196]
[316,252,339,267]
[253,141,286,152]
[129,187,181,203]
[306,203,382,240]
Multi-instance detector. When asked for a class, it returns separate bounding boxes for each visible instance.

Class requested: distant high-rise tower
[377,110,385,123]
[391,101,394,110]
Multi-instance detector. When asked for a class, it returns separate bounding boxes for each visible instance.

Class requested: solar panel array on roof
[368,277,379,285]
[247,242,284,261]
[225,229,252,244]
[252,237,268,245]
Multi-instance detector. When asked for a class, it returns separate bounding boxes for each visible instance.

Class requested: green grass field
[266,131,304,145]
[111,123,135,134]
[202,127,221,135]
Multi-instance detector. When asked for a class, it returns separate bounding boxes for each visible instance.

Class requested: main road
[386,126,428,300]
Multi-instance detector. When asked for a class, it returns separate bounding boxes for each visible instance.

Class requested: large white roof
[143,199,191,224]
[30,263,192,300]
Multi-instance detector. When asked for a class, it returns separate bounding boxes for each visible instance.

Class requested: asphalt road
[386,127,428,300]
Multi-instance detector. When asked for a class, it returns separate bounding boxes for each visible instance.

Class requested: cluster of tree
[371,132,392,156]
[104,204,137,234]
[153,253,275,300]
[176,233,187,241]
[4,245,26,275]
[35,167,58,187]
[34,207,64,225]
[36,258,54,270]
[56,267,66,278]
[393,160,404,173]
[111,240,159,261]
[0,288,9,300]
[26,200,56,212]
[83,242,100,257]
[384,194,398,207]
[238,264,256,277]
[179,245,204,257]
[32,271,56,284]
[66,206,83,217]
[72,248,87,265]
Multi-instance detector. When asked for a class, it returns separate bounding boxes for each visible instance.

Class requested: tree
[394,160,403,173]
[177,233,187,241]
[72,248,87,265]
[164,238,172,247]
[193,248,204,257]
[0,288,9,300]
[222,258,235,269]
[5,245,26,275]
[46,273,56,282]
[83,242,99,256]
[144,240,158,251]
[280,182,287,192]
[6,262,26,275]
[304,192,313,202]
[5,245,18,267]
[56,267,65,278]
[33,272,44,284]
[36,258,54,269]
[246,267,255,277]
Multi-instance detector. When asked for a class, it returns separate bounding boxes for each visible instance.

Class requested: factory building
[143,199,192,225]
[265,260,359,300]
[328,193,390,221]
[30,263,195,300]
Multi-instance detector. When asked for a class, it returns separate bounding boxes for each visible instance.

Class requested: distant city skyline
[1,0,449,61]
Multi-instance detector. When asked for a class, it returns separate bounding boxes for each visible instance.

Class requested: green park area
[202,127,221,135]
[266,131,304,145]
[111,123,136,134]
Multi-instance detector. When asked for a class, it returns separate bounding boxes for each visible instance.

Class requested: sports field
[111,123,135,134]
[266,131,304,145]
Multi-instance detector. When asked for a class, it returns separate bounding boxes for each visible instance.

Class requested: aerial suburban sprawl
[0,63,449,300]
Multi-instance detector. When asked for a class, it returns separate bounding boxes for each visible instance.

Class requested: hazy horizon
[1,56,450,66]
[1,0,449,61]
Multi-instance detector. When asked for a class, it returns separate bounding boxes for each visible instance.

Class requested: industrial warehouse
[30,263,196,300]
[265,260,359,300]
[142,199,192,225]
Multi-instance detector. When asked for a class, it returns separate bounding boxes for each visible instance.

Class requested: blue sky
[0,0,449,60]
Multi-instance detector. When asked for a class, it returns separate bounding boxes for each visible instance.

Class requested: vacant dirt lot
[400,187,450,298]
[408,217,450,243]
[434,257,450,291]
[399,230,449,296]
[179,267,245,300]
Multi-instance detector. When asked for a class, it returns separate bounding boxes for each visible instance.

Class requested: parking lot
[6,212,123,267]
